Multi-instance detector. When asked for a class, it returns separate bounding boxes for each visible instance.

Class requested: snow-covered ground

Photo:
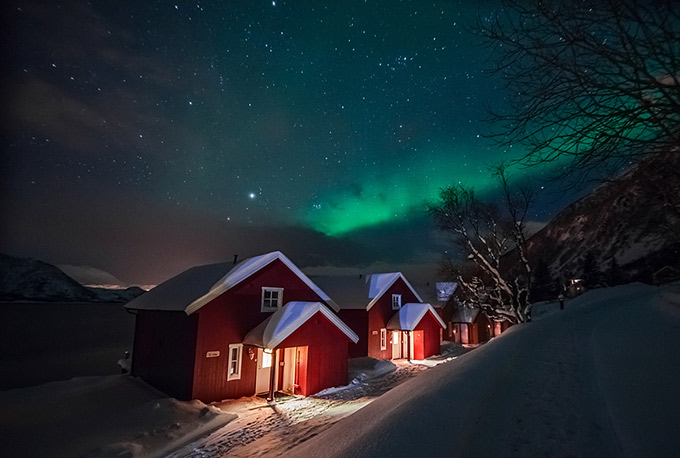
[0,316,466,458]
[169,346,467,458]
[286,282,680,458]
[2,283,678,457]
[0,375,235,458]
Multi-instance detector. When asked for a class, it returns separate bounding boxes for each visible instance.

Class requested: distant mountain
[57,264,123,287]
[0,254,144,303]
[523,152,680,283]
[87,286,146,303]
[0,254,98,302]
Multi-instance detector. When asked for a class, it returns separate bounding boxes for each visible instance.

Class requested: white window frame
[227,344,243,381]
[380,328,387,351]
[391,294,402,310]
[261,287,284,312]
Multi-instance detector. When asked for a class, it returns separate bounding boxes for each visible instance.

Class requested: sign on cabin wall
[206,351,220,358]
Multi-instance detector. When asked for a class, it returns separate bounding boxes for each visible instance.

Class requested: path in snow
[285,283,680,458]
[170,358,449,457]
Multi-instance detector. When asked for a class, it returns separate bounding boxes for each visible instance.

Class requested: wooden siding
[337,309,368,358]
[415,311,442,359]
[366,277,421,359]
[130,257,337,403]
[191,258,330,402]
[449,311,502,345]
[130,310,198,400]
[277,312,351,396]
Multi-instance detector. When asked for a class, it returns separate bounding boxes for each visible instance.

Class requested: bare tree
[428,165,533,324]
[480,0,680,174]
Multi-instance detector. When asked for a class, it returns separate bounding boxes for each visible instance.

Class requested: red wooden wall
[366,277,421,359]
[277,312,351,396]
[191,258,329,402]
[337,309,368,358]
[131,310,198,400]
[130,258,336,402]
[415,311,442,359]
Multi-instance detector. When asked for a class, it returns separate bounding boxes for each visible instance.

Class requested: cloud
[0,187,384,284]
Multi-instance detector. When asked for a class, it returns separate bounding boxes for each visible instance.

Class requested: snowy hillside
[0,253,98,302]
[522,152,680,281]
[286,282,680,458]
[0,254,144,302]
[57,264,124,287]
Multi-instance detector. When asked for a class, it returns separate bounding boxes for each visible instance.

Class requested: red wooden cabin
[386,302,446,360]
[125,251,358,402]
[447,308,510,345]
[313,273,444,360]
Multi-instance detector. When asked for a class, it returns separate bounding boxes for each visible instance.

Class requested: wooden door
[255,348,272,394]
[280,347,297,394]
[460,324,469,344]
[294,346,308,396]
[413,330,424,360]
[392,331,401,359]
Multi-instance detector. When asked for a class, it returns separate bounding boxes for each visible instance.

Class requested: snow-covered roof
[436,282,458,302]
[311,272,423,311]
[243,301,359,348]
[386,303,446,331]
[124,251,337,314]
[450,307,480,323]
[412,281,459,307]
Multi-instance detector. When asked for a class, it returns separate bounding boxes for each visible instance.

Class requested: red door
[413,330,424,360]
[294,346,308,396]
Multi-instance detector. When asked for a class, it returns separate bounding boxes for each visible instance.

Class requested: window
[227,344,243,381]
[261,287,284,312]
[380,328,387,350]
[391,294,402,310]
[261,349,272,368]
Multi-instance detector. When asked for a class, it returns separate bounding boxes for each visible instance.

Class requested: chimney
[233,254,239,265]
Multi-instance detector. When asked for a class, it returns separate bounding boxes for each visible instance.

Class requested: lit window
[227,344,243,381]
[380,328,387,350]
[262,348,272,368]
[392,294,402,310]
[261,287,284,312]
[393,331,400,345]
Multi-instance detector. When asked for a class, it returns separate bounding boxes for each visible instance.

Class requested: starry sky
[1,0,570,285]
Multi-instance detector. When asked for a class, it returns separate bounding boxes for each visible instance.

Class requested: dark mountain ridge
[0,254,144,302]
[523,151,680,283]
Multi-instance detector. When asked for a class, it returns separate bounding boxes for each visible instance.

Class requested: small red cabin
[448,308,509,345]
[313,273,444,360]
[125,251,358,402]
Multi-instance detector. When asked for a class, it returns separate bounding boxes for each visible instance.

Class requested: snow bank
[83,397,235,458]
[349,357,397,382]
[285,282,680,458]
[0,375,236,458]
[314,358,397,396]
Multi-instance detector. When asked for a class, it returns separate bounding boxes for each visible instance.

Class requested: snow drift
[286,283,680,458]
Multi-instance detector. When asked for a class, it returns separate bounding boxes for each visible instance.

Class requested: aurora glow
[1,0,562,283]
[305,152,499,236]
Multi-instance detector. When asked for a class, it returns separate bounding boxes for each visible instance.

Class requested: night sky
[2,1,570,285]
